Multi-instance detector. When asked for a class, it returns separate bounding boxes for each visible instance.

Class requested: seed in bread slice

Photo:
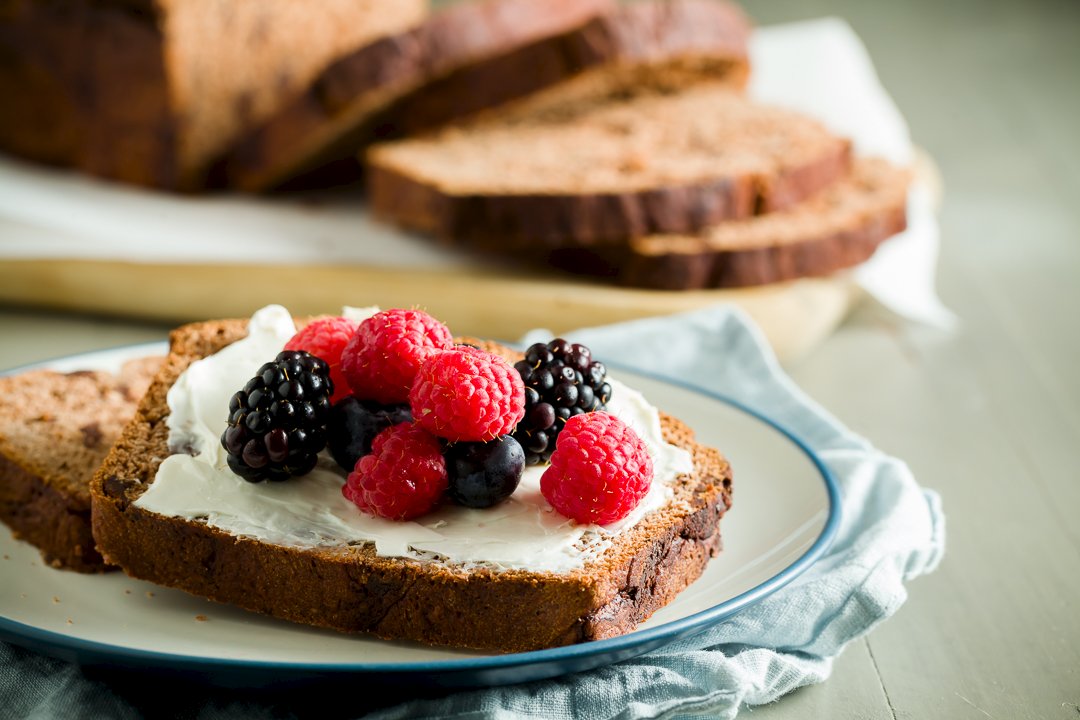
[0,356,160,572]
[89,318,733,652]
[366,83,852,247]
[224,0,617,192]
[546,157,911,289]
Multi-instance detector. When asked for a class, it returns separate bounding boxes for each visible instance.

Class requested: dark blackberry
[511,339,611,465]
[446,436,525,508]
[220,350,333,482]
[326,397,412,472]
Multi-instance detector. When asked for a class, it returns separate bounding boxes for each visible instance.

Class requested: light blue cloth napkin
[0,306,944,719]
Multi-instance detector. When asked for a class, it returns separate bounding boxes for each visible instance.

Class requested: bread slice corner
[0,355,161,572]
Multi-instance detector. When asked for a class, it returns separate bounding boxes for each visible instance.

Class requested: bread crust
[225,0,751,192]
[90,318,733,652]
[548,158,912,289]
[0,1,178,187]
[0,453,103,572]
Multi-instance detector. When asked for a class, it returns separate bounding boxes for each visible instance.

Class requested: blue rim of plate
[0,342,842,687]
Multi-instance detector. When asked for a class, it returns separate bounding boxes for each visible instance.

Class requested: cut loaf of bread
[367,83,852,247]
[226,0,751,192]
[90,318,733,652]
[547,157,911,289]
[226,0,615,191]
[0,0,426,189]
[0,356,161,572]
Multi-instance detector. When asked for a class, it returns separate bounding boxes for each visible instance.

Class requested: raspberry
[540,412,653,525]
[409,347,525,442]
[341,309,452,404]
[284,316,360,403]
[342,422,447,520]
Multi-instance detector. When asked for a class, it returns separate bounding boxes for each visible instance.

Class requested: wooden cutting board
[0,258,860,363]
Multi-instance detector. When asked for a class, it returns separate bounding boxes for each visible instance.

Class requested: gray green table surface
[2,0,1079,717]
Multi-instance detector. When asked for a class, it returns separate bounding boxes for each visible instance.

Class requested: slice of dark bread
[366,83,852,248]
[90,317,733,652]
[225,0,616,192]
[0,356,161,572]
[225,0,751,193]
[546,157,911,289]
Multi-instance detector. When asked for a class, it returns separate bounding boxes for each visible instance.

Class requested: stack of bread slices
[0,0,911,286]
[228,0,910,290]
[352,0,911,290]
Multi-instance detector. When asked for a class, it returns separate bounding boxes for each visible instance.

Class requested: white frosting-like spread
[135,305,694,573]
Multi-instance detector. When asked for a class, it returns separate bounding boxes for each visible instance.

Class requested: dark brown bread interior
[367,83,852,247]
[0,357,160,572]
[547,157,911,289]
[90,318,733,652]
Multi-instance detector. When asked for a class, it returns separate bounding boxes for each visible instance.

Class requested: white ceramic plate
[0,343,839,688]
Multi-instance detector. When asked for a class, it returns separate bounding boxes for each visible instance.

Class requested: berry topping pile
[410,347,525,442]
[341,309,452,404]
[342,423,447,521]
[222,308,656,526]
[221,350,333,482]
[284,316,359,403]
[540,412,653,525]
[512,339,612,465]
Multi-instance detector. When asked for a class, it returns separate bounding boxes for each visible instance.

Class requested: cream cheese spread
[135,305,694,573]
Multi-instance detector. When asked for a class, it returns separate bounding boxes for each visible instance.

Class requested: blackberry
[511,339,611,465]
[446,436,525,508]
[220,350,334,482]
[326,397,413,472]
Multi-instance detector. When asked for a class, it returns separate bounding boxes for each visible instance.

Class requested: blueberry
[446,436,525,508]
[326,397,412,472]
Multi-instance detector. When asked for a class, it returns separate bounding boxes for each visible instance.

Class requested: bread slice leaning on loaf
[225,0,751,192]
[0,357,161,572]
[366,83,852,247]
[89,318,733,652]
[548,157,911,289]
[224,0,615,192]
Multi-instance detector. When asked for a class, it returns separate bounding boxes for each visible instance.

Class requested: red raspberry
[540,412,654,525]
[409,347,525,442]
[342,422,447,521]
[341,309,453,404]
[284,316,360,403]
